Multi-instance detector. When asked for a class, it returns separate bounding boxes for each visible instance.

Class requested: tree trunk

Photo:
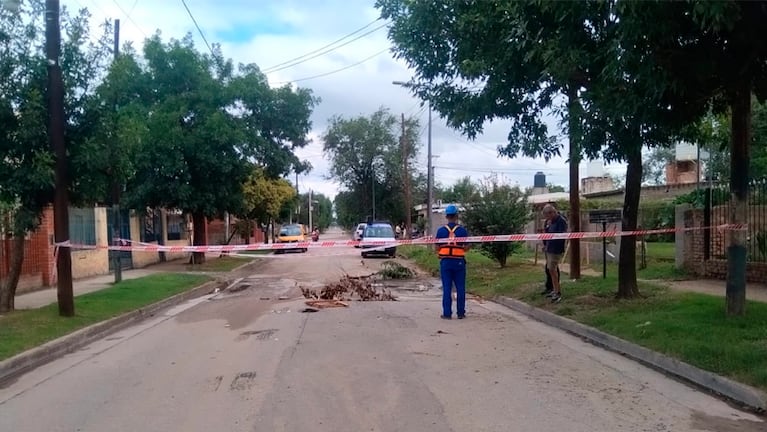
[0,233,25,313]
[191,211,207,264]
[726,82,751,316]
[617,143,642,299]
[567,85,582,279]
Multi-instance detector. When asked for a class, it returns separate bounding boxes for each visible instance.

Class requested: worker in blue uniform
[434,204,469,319]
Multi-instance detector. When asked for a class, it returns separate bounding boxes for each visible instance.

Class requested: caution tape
[53,224,745,253]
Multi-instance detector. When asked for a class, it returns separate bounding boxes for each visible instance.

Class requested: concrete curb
[493,296,767,412]
[0,279,224,385]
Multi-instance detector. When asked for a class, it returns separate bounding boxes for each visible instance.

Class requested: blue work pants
[440,258,466,317]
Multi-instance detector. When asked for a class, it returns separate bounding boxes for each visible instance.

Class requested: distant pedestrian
[541,220,560,297]
[541,204,567,303]
[435,205,469,319]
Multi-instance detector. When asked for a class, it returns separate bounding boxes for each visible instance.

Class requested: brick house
[0,206,252,294]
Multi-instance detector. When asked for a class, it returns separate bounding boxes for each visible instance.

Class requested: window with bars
[69,207,96,245]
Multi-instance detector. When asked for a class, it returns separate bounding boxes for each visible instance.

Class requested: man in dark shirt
[542,204,567,303]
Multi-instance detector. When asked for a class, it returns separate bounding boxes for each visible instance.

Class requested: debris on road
[378,261,415,279]
[305,299,349,309]
[300,275,397,306]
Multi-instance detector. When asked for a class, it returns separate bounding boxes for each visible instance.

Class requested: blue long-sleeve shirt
[544,214,567,254]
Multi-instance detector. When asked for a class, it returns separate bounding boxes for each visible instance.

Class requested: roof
[582,188,625,199]
[527,192,572,204]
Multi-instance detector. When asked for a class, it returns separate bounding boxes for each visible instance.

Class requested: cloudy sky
[61,0,625,200]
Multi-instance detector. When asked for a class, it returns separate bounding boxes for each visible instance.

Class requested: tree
[0,1,109,312]
[323,107,421,225]
[694,100,767,182]
[242,167,296,239]
[124,34,316,264]
[296,192,333,231]
[642,147,675,185]
[615,1,767,314]
[439,176,480,204]
[461,176,531,268]
[547,183,566,193]
[377,1,616,280]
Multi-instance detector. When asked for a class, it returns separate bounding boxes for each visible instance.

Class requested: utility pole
[372,165,376,221]
[567,86,582,280]
[46,0,74,317]
[401,113,412,239]
[308,189,313,231]
[111,19,122,283]
[294,172,299,224]
[426,102,433,237]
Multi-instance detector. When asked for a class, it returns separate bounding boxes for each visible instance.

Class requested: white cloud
[62,0,627,200]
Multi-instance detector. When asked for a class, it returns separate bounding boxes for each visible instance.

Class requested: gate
[107,208,133,271]
[704,179,767,262]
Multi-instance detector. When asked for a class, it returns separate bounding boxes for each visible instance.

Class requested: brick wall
[0,207,56,294]
[665,160,700,185]
[683,207,767,283]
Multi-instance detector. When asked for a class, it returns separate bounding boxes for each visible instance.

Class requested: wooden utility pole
[401,113,412,238]
[46,0,74,316]
[111,19,122,283]
[567,85,581,280]
[726,80,751,316]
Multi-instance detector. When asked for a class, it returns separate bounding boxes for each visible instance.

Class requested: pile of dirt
[301,275,397,306]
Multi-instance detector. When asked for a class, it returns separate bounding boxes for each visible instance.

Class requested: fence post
[675,204,690,270]
[703,187,711,260]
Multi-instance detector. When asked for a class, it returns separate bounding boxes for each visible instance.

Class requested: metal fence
[705,179,767,262]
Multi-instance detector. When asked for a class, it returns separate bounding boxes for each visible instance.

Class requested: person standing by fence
[542,204,567,303]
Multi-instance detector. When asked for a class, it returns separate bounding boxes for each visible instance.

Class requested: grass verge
[0,273,210,361]
[189,256,253,272]
[399,245,767,392]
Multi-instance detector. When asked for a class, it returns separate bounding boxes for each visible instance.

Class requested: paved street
[0,229,763,432]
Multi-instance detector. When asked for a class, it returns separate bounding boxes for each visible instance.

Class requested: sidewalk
[550,261,767,303]
[13,254,253,310]
[14,268,163,310]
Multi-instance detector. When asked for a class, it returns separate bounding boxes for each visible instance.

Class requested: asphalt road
[0,228,763,432]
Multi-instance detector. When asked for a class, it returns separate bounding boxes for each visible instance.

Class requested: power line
[435,165,567,173]
[109,0,147,37]
[262,18,384,72]
[180,0,213,55]
[273,48,389,84]
[263,21,389,74]
[128,0,139,15]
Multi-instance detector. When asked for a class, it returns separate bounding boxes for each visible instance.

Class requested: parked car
[276,224,307,253]
[352,222,367,247]
[360,222,397,258]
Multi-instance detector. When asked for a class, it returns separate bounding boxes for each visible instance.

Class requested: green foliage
[437,176,479,204]
[378,261,415,279]
[689,100,767,182]
[242,167,296,224]
[118,34,316,228]
[461,176,531,268]
[546,183,566,193]
[0,1,109,230]
[295,191,333,231]
[642,147,674,185]
[325,108,421,226]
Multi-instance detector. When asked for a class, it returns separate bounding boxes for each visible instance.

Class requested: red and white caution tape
[53,224,745,253]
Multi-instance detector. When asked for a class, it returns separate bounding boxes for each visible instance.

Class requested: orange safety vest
[438,225,466,259]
